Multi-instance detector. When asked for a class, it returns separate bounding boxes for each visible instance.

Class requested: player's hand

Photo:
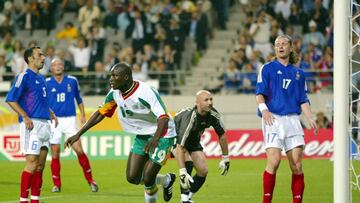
[219,155,230,176]
[50,112,58,128]
[65,134,80,149]
[262,110,275,126]
[179,168,193,190]
[80,115,86,125]
[308,118,318,135]
[144,137,160,154]
[23,116,34,130]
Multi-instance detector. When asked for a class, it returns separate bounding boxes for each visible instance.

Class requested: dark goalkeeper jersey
[174,106,225,151]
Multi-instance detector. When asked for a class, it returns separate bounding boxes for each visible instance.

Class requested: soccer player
[5,46,58,203]
[46,58,98,192]
[256,35,318,203]
[65,62,176,203]
[172,90,230,203]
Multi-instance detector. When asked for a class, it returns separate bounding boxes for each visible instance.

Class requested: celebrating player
[65,62,176,203]
[5,46,58,203]
[256,35,318,203]
[46,58,98,192]
[172,90,230,203]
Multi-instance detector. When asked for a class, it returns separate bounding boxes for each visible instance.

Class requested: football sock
[292,173,305,203]
[77,153,93,183]
[263,171,276,203]
[30,171,43,203]
[51,157,61,187]
[189,174,206,193]
[144,191,157,203]
[144,184,158,203]
[185,161,194,175]
[20,170,33,203]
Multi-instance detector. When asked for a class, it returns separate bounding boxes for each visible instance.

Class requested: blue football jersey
[46,75,83,117]
[256,60,309,116]
[5,68,51,121]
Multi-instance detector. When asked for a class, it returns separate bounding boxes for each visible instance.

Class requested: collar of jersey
[122,81,140,99]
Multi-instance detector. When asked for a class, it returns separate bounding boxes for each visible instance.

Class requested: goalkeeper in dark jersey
[172,90,230,203]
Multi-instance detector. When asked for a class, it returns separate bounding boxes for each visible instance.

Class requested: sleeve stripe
[180,111,196,146]
[15,72,26,87]
[257,64,265,83]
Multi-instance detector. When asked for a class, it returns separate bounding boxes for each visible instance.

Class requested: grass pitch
[1,159,359,203]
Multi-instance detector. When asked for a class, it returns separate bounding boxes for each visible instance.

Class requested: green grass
[0,159,359,203]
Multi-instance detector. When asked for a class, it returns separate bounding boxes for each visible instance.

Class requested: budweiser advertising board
[0,129,334,161]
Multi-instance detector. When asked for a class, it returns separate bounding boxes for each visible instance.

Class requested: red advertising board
[201,129,333,159]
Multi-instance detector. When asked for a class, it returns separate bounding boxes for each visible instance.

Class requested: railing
[0,69,334,96]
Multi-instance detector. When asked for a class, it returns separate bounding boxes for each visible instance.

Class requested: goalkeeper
[172,90,229,203]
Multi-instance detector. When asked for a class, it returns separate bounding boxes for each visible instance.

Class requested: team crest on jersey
[295,72,301,80]
[67,84,71,92]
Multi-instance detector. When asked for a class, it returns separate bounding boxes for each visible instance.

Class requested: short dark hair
[24,46,40,64]
[112,62,132,78]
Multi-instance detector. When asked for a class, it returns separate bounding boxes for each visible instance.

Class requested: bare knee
[72,140,84,156]
[290,161,302,174]
[127,174,141,185]
[266,157,281,173]
[196,165,208,177]
[25,158,38,173]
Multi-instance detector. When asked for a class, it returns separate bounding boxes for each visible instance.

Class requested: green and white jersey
[98,81,176,138]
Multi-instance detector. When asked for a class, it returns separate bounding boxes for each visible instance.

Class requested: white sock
[156,174,170,187]
[181,193,189,201]
[189,192,194,199]
[144,191,157,203]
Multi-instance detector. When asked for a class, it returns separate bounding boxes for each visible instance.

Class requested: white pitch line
[0,195,63,203]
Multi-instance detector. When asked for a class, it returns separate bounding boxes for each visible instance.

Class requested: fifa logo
[1,135,25,160]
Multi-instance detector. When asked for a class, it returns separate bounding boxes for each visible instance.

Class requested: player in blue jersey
[5,46,58,203]
[256,35,318,203]
[46,58,98,193]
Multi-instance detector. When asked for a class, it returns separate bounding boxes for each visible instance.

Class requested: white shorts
[50,116,78,144]
[20,119,51,155]
[262,114,305,152]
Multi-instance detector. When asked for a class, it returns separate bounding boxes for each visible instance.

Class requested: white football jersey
[98,81,176,138]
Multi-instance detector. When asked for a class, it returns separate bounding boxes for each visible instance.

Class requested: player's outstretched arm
[218,134,230,175]
[65,110,105,148]
[301,102,318,135]
[6,101,33,130]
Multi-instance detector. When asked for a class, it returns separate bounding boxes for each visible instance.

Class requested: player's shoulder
[210,107,221,119]
[67,75,79,81]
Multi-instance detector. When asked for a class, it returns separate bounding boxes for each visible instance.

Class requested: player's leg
[262,116,283,203]
[30,120,51,203]
[263,148,282,203]
[285,135,305,203]
[50,118,62,192]
[188,151,208,202]
[143,160,162,203]
[72,139,98,192]
[50,144,61,192]
[19,122,38,203]
[30,147,48,203]
[20,155,38,203]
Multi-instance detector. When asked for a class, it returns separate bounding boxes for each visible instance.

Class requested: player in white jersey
[65,62,176,203]
[256,35,318,203]
[46,58,98,193]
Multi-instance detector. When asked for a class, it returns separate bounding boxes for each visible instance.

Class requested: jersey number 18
[57,93,66,102]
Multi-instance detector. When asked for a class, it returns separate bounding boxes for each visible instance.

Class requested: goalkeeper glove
[179,168,193,189]
[219,155,230,176]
